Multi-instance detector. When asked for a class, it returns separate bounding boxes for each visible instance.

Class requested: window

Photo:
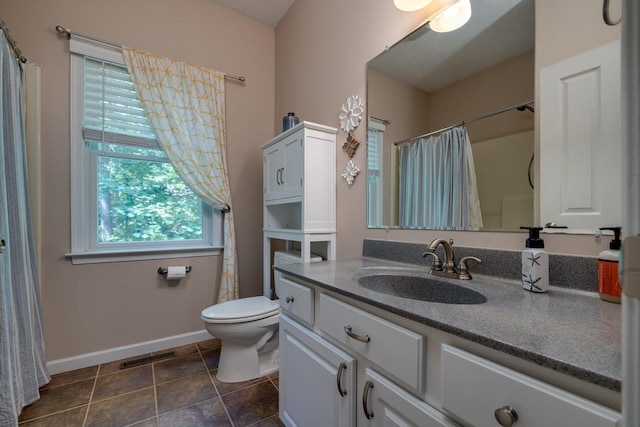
[367,120,385,227]
[68,39,221,263]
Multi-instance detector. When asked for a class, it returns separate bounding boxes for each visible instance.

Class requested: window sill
[65,245,223,265]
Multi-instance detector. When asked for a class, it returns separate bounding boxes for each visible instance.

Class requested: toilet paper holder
[157,266,192,275]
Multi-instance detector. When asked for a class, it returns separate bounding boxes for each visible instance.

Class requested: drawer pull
[285,296,294,303]
[336,362,347,397]
[494,406,518,426]
[344,325,370,343]
[362,380,374,419]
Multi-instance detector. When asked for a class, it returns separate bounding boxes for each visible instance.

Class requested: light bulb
[394,0,432,12]
[429,0,472,32]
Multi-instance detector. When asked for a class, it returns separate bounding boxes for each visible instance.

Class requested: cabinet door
[280,314,356,427]
[280,133,304,199]
[264,143,284,201]
[362,369,459,427]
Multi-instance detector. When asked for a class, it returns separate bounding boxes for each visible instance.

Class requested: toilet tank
[273,250,322,298]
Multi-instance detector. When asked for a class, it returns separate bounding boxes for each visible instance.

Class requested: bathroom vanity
[276,256,622,426]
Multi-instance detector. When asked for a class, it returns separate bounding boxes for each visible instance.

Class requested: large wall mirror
[367,0,534,232]
[366,0,622,234]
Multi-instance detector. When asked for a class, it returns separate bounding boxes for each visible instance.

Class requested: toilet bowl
[201,251,322,383]
[202,296,280,383]
[201,250,321,383]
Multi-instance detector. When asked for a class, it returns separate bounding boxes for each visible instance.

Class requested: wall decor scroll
[342,133,360,159]
[341,159,360,186]
[339,95,364,133]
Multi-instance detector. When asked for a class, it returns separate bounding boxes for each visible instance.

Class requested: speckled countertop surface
[275,257,622,391]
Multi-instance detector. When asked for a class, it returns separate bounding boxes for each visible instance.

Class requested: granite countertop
[275,257,622,391]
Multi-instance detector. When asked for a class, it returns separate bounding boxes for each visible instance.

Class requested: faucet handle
[422,251,443,271]
[457,256,482,280]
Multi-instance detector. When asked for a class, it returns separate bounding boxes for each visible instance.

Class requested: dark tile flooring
[18,339,283,427]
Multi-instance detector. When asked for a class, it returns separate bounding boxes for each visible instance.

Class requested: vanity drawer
[318,293,424,393]
[278,277,314,326]
[441,345,622,427]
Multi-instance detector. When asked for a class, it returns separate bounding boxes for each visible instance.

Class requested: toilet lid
[202,296,279,323]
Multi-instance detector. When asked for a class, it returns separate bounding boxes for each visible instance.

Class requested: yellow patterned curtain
[122,47,238,303]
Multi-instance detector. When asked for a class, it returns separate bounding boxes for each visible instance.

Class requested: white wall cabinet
[262,122,337,295]
[264,131,304,202]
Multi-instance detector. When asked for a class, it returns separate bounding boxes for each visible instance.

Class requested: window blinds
[82,57,157,148]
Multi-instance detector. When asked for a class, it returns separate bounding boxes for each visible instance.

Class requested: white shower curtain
[398,126,482,230]
[0,31,49,425]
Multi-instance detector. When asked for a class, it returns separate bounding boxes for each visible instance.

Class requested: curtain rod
[0,20,27,63]
[394,100,535,146]
[55,25,246,82]
[370,116,390,125]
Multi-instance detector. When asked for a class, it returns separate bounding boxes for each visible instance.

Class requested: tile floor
[18,339,284,427]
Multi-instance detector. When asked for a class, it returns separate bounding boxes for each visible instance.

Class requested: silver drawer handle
[344,325,370,343]
[336,362,347,397]
[494,405,518,426]
[285,296,294,303]
[362,380,374,419]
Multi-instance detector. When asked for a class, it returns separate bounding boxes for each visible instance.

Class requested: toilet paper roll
[166,266,187,280]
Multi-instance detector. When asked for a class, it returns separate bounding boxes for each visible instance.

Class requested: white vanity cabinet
[441,345,622,427]
[278,275,460,427]
[280,314,356,427]
[277,272,622,427]
[362,369,459,427]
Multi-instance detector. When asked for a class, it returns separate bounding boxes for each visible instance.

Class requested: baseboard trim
[46,330,212,375]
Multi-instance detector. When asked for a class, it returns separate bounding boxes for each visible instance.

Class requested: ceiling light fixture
[429,0,472,32]
[393,0,432,12]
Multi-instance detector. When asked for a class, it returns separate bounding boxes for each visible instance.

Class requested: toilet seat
[202,296,279,324]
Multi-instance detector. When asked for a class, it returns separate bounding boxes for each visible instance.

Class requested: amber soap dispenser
[598,227,622,303]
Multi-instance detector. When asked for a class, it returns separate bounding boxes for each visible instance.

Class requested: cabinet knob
[494,405,518,426]
[285,296,294,303]
[362,380,374,419]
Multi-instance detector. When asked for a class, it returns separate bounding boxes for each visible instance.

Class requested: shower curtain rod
[54,25,246,82]
[394,100,534,146]
[0,20,27,63]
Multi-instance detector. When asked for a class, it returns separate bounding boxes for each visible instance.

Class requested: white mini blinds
[82,57,157,149]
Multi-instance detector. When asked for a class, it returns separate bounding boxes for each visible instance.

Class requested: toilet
[201,250,320,383]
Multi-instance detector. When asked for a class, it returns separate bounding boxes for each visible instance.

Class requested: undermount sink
[358,274,487,305]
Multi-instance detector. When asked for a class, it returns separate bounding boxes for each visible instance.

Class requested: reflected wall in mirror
[367,0,535,232]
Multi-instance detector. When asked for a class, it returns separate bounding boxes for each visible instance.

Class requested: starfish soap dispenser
[520,227,549,293]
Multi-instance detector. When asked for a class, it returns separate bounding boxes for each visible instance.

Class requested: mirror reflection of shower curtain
[398,127,482,230]
[0,31,49,424]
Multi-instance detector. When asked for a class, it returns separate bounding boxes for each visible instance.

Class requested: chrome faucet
[422,238,482,280]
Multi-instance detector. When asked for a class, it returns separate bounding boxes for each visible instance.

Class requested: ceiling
[214,0,296,27]
[368,0,534,93]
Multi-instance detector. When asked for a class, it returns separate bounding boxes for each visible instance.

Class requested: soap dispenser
[598,227,622,303]
[520,227,549,293]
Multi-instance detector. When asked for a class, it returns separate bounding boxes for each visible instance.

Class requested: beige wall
[276,0,621,258]
[3,0,624,364]
[2,0,274,360]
